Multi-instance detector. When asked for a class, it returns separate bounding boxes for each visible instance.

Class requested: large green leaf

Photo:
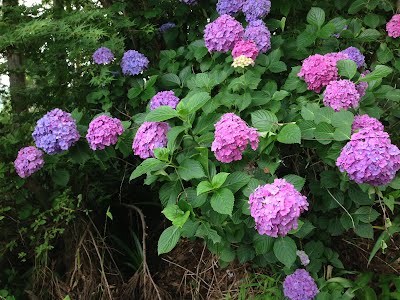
[251,110,278,132]
[158,225,181,255]
[178,159,206,181]
[273,237,297,268]
[359,65,393,82]
[145,106,178,122]
[195,223,221,244]
[337,60,357,79]
[277,124,301,144]
[210,188,235,216]
[307,7,325,28]
[211,172,230,189]
[253,235,275,255]
[130,158,167,180]
[222,172,251,193]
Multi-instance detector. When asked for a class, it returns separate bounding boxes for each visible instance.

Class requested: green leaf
[178,159,206,181]
[167,126,186,151]
[314,122,335,145]
[197,181,214,195]
[272,90,290,101]
[162,205,190,228]
[354,207,380,223]
[273,237,297,268]
[307,7,325,28]
[357,29,381,42]
[222,172,251,193]
[331,110,354,129]
[145,106,178,122]
[158,225,181,255]
[130,158,167,180]
[364,14,380,29]
[283,174,306,191]
[251,110,278,132]
[211,172,230,189]
[354,223,373,239]
[359,65,393,82]
[127,86,142,99]
[298,120,316,139]
[315,107,334,124]
[106,207,113,221]
[301,103,320,121]
[348,185,374,205]
[253,235,275,255]
[160,73,181,88]
[277,124,301,144]
[337,60,357,79]
[348,0,365,14]
[195,223,221,244]
[210,188,235,216]
[53,170,70,186]
[237,244,255,263]
[268,61,287,73]
[185,92,211,114]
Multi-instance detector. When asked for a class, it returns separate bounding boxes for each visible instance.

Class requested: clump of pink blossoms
[352,115,384,133]
[386,14,400,38]
[232,40,259,60]
[14,146,45,178]
[86,115,124,150]
[150,91,180,110]
[323,79,361,111]
[132,122,170,159]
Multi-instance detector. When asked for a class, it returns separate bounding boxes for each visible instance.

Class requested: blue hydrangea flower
[242,0,271,22]
[121,50,149,76]
[341,47,365,68]
[244,20,271,53]
[216,0,244,16]
[283,269,319,300]
[159,22,176,32]
[180,0,197,5]
[92,47,114,65]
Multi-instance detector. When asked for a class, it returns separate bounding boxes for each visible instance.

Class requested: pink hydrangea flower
[150,91,180,110]
[132,122,170,159]
[323,79,361,111]
[386,14,400,38]
[232,40,259,60]
[211,113,259,163]
[14,146,45,178]
[249,178,309,237]
[86,115,124,150]
[356,70,370,98]
[352,115,384,133]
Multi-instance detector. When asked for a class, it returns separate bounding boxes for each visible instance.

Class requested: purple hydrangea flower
[296,250,310,266]
[216,0,244,15]
[352,115,384,133]
[32,108,80,155]
[323,79,361,111]
[211,113,259,163]
[204,14,244,53]
[242,0,271,22]
[132,122,170,159]
[92,47,114,65]
[283,269,319,300]
[86,115,124,151]
[336,130,400,186]
[248,178,309,237]
[386,14,400,38]
[150,91,180,110]
[356,70,370,98]
[121,50,149,76]
[180,0,197,5]
[14,146,45,178]
[332,25,348,38]
[341,47,365,68]
[232,40,259,60]
[244,20,271,53]
[159,22,176,32]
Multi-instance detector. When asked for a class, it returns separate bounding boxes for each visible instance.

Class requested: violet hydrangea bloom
[323,79,361,111]
[86,115,124,151]
[132,122,170,159]
[159,22,176,32]
[121,50,149,76]
[242,0,271,22]
[356,70,370,98]
[352,115,384,133]
[211,113,259,163]
[283,269,319,300]
[386,14,400,38]
[150,91,180,110]
[180,0,197,4]
[204,14,244,53]
[92,47,114,65]
[14,146,45,178]
[341,47,365,68]
[336,130,400,186]
[32,108,80,155]
[244,20,271,53]
[248,178,309,237]
[216,0,244,16]
[232,40,259,60]
[296,250,310,266]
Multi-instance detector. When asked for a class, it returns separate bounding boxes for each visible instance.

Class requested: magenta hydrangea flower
[336,130,400,186]
[150,91,180,110]
[216,0,244,15]
[283,269,319,300]
[121,50,149,76]
[32,108,80,155]
[296,250,310,266]
[132,122,170,159]
[323,79,361,111]
[244,20,271,53]
[341,47,365,68]
[180,0,197,4]
[232,40,259,60]
[352,115,384,133]
[242,0,271,22]
[248,179,309,237]
[386,14,400,38]
[92,47,114,65]
[211,113,259,163]
[204,14,244,53]
[86,115,124,151]
[14,146,45,178]
[356,70,370,98]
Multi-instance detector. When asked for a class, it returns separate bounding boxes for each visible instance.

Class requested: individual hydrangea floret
[248,179,308,237]
[159,22,176,32]
[216,0,244,16]
[386,14,400,38]
[232,55,255,68]
[211,113,259,163]
[86,115,124,151]
[150,91,180,110]
[92,47,114,65]
[132,122,170,159]
[232,40,259,60]
[32,108,80,155]
[244,20,271,53]
[296,250,310,266]
[204,14,244,53]
[332,25,348,38]
[14,146,45,178]
[336,130,400,186]
[242,0,271,22]
[341,47,365,68]
[323,79,361,111]
[121,50,149,76]
[283,269,319,300]
[352,114,384,133]
[180,0,197,4]
[356,70,370,98]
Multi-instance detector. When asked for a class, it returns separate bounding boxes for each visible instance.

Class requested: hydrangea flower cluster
[232,40,259,60]
[232,55,255,68]
[386,14,400,38]
[336,130,400,186]
[159,22,176,32]
[244,20,271,53]
[150,91,180,110]
[352,114,384,133]
[14,146,45,178]
[92,47,114,65]
[180,0,197,4]
[204,15,244,52]
[32,108,80,155]
[242,0,271,22]
[296,250,310,266]
[86,115,124,151]
[341,47,365,68]
[216,0,244,16]
[121,50,149,76]
[356,70,370,98]
[132,122,170,159]
[211,113,259,163]
[248,179,309,237]
[283,269,319,300]
[323,79,361,111]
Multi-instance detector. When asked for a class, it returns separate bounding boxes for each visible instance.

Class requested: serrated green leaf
[315,107,334,124]
[337,60,357,79]
[307,7,325,28]
[130,158,167,180]
[178,159,206,181]
[222,172,251,193]
[360,65,393,82]
[251,110,278,132]
[158,225,181,254]
[253,235,275,255]
[283,174,306,191]
[354,223,373,239]
[211,172,230,189]
[195,223,221,244]
[357,29,381,41]
[273,237,297,268]
[301,103,320,121]
[314,122,335,145]
[53,169,70,187]
[145,106,178,122]
[277,124,301,144]
[210,188,235,216]
[197,181,214,195]
[160,73,181,88]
